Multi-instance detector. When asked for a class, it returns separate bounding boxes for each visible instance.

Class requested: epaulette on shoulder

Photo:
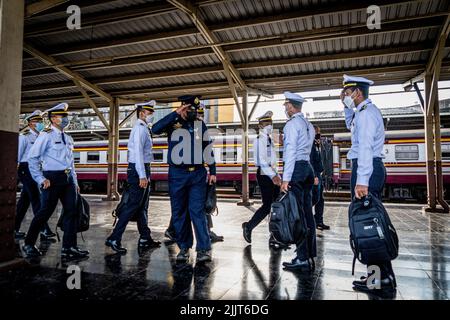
[21,128,31,135]
[43,127,53,133]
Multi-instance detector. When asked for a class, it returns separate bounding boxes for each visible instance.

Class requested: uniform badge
[173,122,182,129]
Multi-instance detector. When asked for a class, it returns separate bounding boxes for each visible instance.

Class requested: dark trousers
[247,168,280,230]
[108,163,151,242]
[16,163,50,233]
[313,175,325,225]
[167,213,212,235]
[25,171,77,248]
[168,166,211,251]
[289,161,316,260]
[351,158,394,279]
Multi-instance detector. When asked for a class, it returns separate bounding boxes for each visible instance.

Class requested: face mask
[284,109,291,119]
[59,117,70,129]
[315,133,321,140]
[343,91,356,109]
[35,123,44,132]
[263,125,273,134]
[186,108,198,122]
[145,115,154,124]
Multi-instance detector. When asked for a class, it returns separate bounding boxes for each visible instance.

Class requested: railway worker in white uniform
[341,74,397,293]
[242,111,286,248]
[23,103,89,260]
[15,110,55,240]
[279,92,317,272]
[105,101,161,254]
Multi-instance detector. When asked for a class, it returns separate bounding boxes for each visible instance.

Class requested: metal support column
[106,98,120,201]
[0,0,26,269]
[238,91,252,206]
[424,73,437,210]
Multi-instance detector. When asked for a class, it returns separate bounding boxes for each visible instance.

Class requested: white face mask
[145,115,154,124]
[284,108,291,119]
[263,125,273,134]
[343,91,357,109]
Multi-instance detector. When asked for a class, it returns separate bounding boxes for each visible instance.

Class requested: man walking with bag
[105,101,161,254]
[341,74,397,293]
[279,92,316,272]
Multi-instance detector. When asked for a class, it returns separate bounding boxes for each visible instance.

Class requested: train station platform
[1,198,449,301]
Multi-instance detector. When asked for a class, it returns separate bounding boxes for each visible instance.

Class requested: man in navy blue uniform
[15,110,55,240]
[152,95,216,263]
[310,125,330,231]
[23,103,89,259]
[105,101,161,254]
[164,104,223,243]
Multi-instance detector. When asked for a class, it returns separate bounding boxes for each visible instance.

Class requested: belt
[172,164,203,172]
[43,169,71,175]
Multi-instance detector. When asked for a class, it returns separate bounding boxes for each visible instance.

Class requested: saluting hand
[176,104,189,120]
[139,178,148,189]
[280,181,290,193]
[42,179,51,189]
[354,184,369,199]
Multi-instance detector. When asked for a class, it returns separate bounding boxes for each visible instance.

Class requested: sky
[238,80,450,122]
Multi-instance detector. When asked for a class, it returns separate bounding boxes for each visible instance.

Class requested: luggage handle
[352,193,372,208]
[276,191,288,202]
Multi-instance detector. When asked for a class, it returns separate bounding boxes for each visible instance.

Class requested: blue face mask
[60,117,70,129]
[35,122,44,132]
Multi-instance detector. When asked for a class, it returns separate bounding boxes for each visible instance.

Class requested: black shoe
[282,257,311,271]
[15,231,26,240]
[196,250,212,263]
[210,231,224,242]
[138,237,161,250]
[105,239,127,254]
[61,247,89,259]
[22,244,42,258]
[269,236,291,250]
[176,248,190,263]
[40,230,56,240]
[242,222,252,243]
[164,229,176,241]
[353,275,397,291]
[316,223,330,230]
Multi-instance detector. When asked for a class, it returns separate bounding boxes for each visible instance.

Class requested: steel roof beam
[25,0,69,18]
[26,0,423,57]
[22,13,445,78]
[22,41,448,92]
[23,43,113,102]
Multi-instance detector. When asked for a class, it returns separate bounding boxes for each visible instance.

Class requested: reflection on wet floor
[1,198,449,300]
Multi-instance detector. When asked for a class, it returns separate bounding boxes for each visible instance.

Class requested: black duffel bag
[269,191,307,245]
[205,183,218,216]
[57,193,90,236]
[349,193,399,275]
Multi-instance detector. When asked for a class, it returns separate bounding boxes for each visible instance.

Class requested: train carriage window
[87,151,100,163]
[153,151,163,162]
[73,152,80,164]
[442,144,450,160]
[395,145,419,161]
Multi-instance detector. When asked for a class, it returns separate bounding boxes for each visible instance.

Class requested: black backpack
[57,194,90,239]
[205,183,218,216]
[348,194,399,275]
[112,182,150,226]
[269,191,307,245]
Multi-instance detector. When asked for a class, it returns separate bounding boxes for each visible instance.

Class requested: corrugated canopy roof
[21,0,450,112]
